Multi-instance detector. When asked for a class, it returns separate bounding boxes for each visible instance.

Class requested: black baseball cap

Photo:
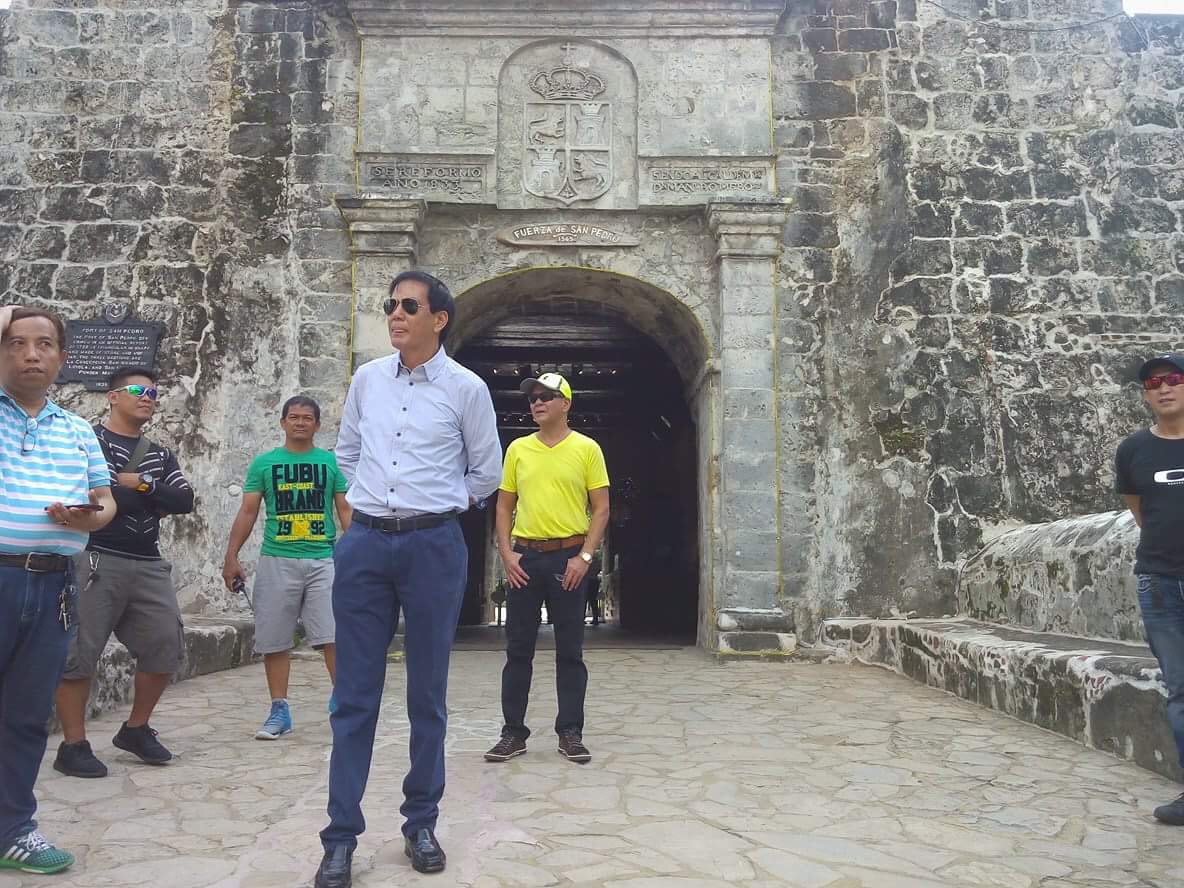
[1138,352,1184,381]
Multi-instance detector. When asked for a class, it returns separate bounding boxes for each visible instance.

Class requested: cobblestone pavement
[10,648,1184,888]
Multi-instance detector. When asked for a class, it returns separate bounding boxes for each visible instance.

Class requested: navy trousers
[320,520,466,850]
[0,564,72,847]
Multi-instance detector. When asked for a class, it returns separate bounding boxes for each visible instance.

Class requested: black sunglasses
[382,297,427,316]
[527,391,561,404]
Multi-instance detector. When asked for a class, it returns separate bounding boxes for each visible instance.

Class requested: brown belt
[0,552,70,572]
[513,534,585,553]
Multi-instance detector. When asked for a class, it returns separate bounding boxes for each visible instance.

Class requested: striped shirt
[0,388,109,555]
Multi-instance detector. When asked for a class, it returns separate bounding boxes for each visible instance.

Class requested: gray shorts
[64,550,184,679]
[252,555,335,654]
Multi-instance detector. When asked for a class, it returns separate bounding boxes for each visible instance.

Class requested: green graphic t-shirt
[244,447,349,559]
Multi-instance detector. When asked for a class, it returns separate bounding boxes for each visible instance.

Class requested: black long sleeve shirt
[86,425,195,560]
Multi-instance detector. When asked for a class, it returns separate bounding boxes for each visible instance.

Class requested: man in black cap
[1115,351,1184,824]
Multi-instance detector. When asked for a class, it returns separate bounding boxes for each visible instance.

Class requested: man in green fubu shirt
[223,396,351,739]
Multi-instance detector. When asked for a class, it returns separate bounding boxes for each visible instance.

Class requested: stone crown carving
[528,61,605,101]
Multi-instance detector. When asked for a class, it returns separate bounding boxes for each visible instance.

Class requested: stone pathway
[10,649,1184,888]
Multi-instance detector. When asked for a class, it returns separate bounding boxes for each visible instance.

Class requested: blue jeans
[320,520,466,850]
[501,546,588,740]
[1137,573,1184,768]
[0,564,73,846]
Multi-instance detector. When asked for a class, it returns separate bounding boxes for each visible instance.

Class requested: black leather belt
[354,511,455,533]
[0,552,70,572]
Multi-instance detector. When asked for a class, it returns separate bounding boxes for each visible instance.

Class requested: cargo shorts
[63,550,184,679]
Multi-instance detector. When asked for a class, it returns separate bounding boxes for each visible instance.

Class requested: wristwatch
[135,472,153,493]
[579,551,592,564]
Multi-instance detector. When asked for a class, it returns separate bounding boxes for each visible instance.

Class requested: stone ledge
[67,618,255,725]
[717,630,797,658]
[818,617,1182,782]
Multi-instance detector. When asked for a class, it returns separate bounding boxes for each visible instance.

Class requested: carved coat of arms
[524,44,612,205]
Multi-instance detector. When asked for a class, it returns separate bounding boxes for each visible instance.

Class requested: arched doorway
[449,268,711,643]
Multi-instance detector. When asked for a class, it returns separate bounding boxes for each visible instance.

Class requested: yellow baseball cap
[520,372,572,402]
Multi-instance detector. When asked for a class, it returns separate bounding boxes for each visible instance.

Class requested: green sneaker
[0,830,75,874]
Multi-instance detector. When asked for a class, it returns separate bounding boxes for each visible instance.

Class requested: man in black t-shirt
[1115,351,1184,824]
[52,367,195,778]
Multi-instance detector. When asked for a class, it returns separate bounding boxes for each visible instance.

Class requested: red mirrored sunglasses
[1143,372,1184,391]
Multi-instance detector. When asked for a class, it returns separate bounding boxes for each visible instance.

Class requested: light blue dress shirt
[335,348,502,518]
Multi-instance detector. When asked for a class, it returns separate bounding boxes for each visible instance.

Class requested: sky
[1125,0,1183,12]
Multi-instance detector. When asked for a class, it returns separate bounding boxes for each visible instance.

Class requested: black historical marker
[58,303,165,391]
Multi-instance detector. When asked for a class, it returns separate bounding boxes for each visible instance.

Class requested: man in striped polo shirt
[0,306,115,875]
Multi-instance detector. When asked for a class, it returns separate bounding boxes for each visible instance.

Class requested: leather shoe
[314,845,353,888]
[404,827,446,873]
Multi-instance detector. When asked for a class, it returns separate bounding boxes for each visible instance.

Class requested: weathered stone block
[868,1,897,28]
[877,277,954,318]
[18,226,67,261]
[933,92,973,130]
[888,92,929,130]
[890,239,952,279]
[1007,200,1089,238]
[855,78,886,116]
[839,29,893,52]
[784,212,838,248]
[229,123,290,159]
[54,265,104,302]
[1026,239,1078,276]
[1097,199,1179,236]
[722,570,781,610]
[973,93,1028,128]
[1155,275,1184,313]
[961,167,1031,201]
[954,202,1004,237]
[132,264,205,303]
[67,222,139,262]
[778,82,857,120]
[953,237,1022,276]
[17,10,79,46]
[802,28,838,52]
[814,51,869,81]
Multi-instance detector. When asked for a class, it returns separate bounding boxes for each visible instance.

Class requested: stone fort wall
[1,0,1182,636]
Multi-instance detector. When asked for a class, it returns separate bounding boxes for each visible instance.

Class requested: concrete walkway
[10,648,1184,888]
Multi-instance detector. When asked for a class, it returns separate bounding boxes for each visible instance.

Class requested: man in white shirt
[314,271,501,888]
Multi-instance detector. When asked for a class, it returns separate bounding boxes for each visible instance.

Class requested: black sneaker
[52,740,108,778]
[557,730,591,763]
[1154,792,1184,825]
[483,733,527,762]
[112,722,172,765]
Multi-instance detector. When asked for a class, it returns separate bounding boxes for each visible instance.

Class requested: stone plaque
[641,159,774,206]
[358,152,493,203]
[58,304,165,391]
[496,222,639,247]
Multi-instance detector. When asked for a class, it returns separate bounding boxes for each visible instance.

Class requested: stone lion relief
[498,39,638,211]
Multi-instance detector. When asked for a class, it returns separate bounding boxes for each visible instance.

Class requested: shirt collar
[0,386,65,420]
[394,346,449,382]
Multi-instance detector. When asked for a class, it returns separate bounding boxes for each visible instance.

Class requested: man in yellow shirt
[485,373,610,764]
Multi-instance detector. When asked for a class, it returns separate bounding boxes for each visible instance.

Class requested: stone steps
[818,616,1182,782]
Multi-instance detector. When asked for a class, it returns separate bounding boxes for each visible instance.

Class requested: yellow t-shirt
[500,430,610,539]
